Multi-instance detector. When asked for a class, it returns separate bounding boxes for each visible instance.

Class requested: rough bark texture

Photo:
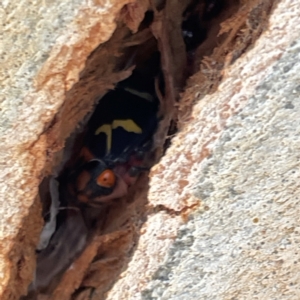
[0,0,135,298]
[1,0,300,299]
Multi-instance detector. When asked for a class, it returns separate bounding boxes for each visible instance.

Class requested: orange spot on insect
[77,171,91,191]
[96,169,116,188]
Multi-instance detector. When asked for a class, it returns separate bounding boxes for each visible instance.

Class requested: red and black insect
[62,66,159,207]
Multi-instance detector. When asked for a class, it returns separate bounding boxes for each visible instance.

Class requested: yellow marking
[95,119,142,154]
[112,119,142,133]
[95,124,112,154]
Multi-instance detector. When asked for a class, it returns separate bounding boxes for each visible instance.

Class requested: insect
[66,70,159,206]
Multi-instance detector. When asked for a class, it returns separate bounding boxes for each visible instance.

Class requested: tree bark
[1,0,300,299]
